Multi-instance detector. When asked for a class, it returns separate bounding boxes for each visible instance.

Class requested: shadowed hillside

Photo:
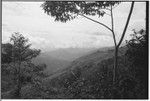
[33,47,100,74]
[33,53,70,74]
[44,48,98,61]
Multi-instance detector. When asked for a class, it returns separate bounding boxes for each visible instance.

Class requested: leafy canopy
[2,32,46,85]
[41,1,120,22]
[10,32,41,62]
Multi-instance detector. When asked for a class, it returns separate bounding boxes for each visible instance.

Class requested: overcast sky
[2,2,146,52]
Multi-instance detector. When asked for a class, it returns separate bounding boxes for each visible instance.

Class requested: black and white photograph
[1,0,148,99]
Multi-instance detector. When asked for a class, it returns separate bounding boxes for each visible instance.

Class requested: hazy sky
[2,2,146,52]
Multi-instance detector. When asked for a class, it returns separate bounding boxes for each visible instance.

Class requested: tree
[125,29,148,98]
[126,29,148,87]
[2,32,43,98]
[41,1,134,84]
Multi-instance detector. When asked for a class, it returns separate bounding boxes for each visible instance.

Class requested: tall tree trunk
[113,2,134,84]
[79,2,134,85]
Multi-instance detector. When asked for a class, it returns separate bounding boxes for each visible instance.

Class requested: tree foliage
[126,29,147,67]
[125,29,148,93]
[10,32,41,62]
[41,1,120,22]
[1,32,47,99]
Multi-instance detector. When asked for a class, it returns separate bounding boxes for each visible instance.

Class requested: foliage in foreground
[1,32,48,99]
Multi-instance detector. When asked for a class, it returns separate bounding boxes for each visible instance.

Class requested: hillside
[37,46,130,98]
[69,46,127,71]
[41,46,119,80]
[44,47,98,61]
[33,53,70,74]
[2,44,147,99]
[33,47,98,74]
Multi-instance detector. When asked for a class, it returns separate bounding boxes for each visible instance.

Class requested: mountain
[41,46,115,80]
[33,47,98,74]
[40,46,128,98]
[33,53,70,74]
[44,47,98,61]
[70,46,127,69]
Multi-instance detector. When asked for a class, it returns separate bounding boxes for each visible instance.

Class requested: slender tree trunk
[113,2,134,84]
[16,82,21,98]
[110,5,118,84]
[79,1,134,85]
[12,45,21,98]
[113,46,118,84]
[15,46,22,99]
[15,61,21,99]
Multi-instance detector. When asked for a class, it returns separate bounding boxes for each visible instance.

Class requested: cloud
[2,1,146,51]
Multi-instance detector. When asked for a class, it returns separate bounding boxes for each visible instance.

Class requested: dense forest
[1,29,148,99]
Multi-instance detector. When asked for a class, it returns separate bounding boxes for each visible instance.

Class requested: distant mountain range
[33,47,99,74]
[43,46,127,82]
[36,45,129,98]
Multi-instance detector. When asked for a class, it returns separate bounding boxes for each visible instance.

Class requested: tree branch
[117,1,135,48]
[79,14,112,32]
[110,5,117,46]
